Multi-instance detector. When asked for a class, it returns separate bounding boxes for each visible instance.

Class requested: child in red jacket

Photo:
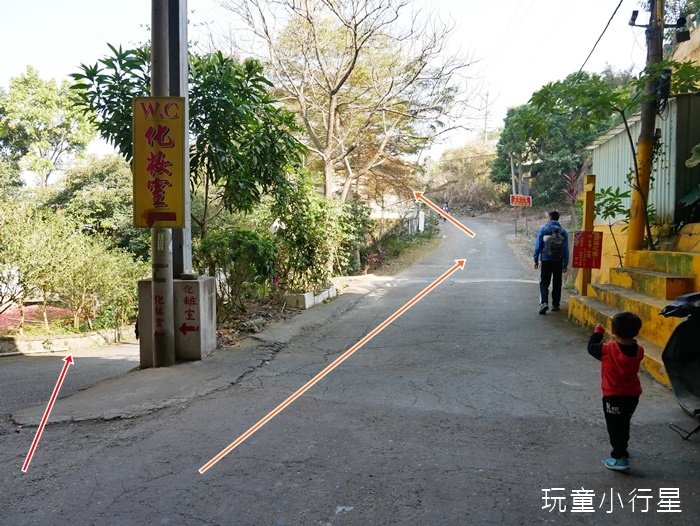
[588,312,644,471]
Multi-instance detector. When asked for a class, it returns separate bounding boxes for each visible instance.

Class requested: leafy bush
[0,201,148,332]
[197,228,276,315]
[271,175,335,292]
[363,213,439,268]
[334,199,372,275]
[269,175,373,292]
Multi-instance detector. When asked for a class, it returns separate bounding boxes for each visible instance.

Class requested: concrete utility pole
[151,0,176,367]
[169,0,193,278]
[626,0,664,260]
[137,0,216,369]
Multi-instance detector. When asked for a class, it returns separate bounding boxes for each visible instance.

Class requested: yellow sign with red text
[132,97,185,228]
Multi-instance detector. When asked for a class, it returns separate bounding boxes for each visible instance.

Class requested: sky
[0,0,650,152]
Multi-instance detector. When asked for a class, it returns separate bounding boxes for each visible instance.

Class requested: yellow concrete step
[592,284,683,348]
[568,295,670,387]
[626,250,700,289]
[609,267,695,300]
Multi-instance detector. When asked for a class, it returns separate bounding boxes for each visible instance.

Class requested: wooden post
[576,175,596,297]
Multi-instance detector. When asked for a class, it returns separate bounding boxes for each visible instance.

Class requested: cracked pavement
[1,216,699,525]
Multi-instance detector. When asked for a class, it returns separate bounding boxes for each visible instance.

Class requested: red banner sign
[572,231,603,269]
[510,194,532,206]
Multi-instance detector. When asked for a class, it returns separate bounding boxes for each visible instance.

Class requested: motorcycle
[660,291,700,440]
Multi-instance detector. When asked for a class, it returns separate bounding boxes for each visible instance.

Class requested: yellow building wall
[586,223,629,286]
[673,223,700,252]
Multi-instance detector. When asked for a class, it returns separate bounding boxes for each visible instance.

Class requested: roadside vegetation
[6,1,700,339]
[1,1,456,338]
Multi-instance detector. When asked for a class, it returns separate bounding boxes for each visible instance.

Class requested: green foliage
[496,61,700,208]
[0,67,93,186]
[271,175,336,292]
[189,52,304,214]
[196,228,276,315]
[43,155,149,259]
[0,201,147,332]
[0,160,24,198]
[335,199,372,275]
[595,186,631,267]
[365,214,439,266]
[71,46,304,223]
[595,186,631,223]
[70,45,150,160]
[98,248,149,330]
[492,105,545,186]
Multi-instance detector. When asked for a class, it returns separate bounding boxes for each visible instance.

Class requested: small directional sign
[510,194,532,206]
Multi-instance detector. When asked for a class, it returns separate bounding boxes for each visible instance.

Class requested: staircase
[569,250,700,387]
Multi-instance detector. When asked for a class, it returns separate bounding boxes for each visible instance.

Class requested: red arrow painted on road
[199,259,467,474]
[179,323,200,335]
[414,191,477,238]
[21,355,74,473]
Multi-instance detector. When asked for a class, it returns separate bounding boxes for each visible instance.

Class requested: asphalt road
[0,343,138,417]
[1,216,699,525]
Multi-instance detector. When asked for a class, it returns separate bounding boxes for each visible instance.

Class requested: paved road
[0,343,138,417]
[1,217,698,525]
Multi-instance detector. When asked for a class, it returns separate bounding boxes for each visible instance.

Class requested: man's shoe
[551,305,560,312]
[603,457,630,471]
[539,303,549,315]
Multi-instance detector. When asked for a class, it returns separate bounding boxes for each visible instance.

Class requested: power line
[578,0,625,74]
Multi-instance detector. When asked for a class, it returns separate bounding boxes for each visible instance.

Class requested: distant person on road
[587,312,644,472]
[441,202,449,222]
[533,210,568,314]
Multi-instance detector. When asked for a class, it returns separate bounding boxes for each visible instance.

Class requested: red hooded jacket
[599,340,644,397]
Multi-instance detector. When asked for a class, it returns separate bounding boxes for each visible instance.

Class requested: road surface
[1,217,698,525]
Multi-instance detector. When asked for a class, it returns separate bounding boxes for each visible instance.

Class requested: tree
[57,233,148,330]
[197,227,276,316]
[0,200,147,332]
[0,90,26,196]
[530,61,700,241]
[491,105,546,188]
[223,0,473,200]
[431,140,506,211]
[44,154,149,259]
[188,52,303,235]
[492,68,646,207]
[0,67,93,187]
[71,46,304,238]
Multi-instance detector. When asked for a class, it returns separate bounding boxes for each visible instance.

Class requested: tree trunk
[324,158,335,199]
[18,300,25,336]
[42,292,49,329]
[340,156,355,203]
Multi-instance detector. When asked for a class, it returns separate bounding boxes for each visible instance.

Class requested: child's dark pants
[603,396,639,458]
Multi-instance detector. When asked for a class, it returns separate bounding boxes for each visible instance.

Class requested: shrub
[197,227,276,315]
[270,175,335,292]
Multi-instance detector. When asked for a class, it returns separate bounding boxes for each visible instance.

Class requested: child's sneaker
[603,457,630,471]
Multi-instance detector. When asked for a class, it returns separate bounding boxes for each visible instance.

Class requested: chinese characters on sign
[542,487,682,514]
[510,194,533,207]
[572,231,604,269]
[154,293,166,338]
[178,283,200,336]
[132,97,185,228]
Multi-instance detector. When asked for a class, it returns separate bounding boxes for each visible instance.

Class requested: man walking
[534,210,569,315]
